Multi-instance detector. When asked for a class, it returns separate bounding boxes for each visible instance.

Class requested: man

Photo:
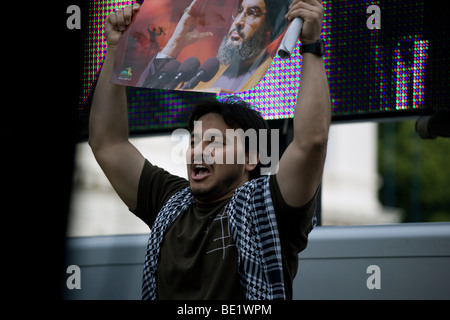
[89,0,330,299]
[137,0,291,92]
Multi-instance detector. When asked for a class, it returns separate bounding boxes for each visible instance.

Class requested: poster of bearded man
[111,0,291,93]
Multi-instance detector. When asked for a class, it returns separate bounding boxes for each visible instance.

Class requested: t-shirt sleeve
[269,174,318,254]
[131,159,189,227]
[269,174,318,300]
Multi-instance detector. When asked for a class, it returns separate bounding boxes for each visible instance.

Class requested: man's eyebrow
[239,4,264,11]
[248,6,263,12]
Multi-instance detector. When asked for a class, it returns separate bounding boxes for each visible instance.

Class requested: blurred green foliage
[378,120,450,223]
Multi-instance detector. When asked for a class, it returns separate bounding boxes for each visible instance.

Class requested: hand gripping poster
[111,0,292,93]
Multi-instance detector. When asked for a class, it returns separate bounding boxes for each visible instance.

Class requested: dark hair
[264,0,291,42]
[188,96,272,180]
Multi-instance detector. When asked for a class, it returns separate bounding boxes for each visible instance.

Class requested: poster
[111,0,292,93]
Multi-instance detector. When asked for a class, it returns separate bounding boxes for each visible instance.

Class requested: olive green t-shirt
[133,159,317,300]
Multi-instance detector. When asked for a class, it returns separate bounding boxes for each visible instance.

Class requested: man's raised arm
[276,0,331,208]
[89,3,145,211]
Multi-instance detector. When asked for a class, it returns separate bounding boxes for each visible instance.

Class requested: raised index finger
[186,0,208,17]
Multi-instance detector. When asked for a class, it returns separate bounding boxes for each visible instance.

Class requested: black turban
[264,0,291,41]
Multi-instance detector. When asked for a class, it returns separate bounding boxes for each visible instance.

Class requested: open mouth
[192,164,212,180]
[231,31,242,41]
[229,28,244,41]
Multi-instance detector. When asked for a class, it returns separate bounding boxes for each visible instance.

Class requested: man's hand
[162,0,213,58]
[285,0,324,44]
[105,3,141,46]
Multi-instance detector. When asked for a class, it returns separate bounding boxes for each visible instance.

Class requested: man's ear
[245,152,259,172]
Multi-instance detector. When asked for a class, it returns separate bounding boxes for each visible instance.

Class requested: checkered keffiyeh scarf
[141,175,287,300]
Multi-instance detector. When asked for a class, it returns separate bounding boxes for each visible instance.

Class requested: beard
[190,174,236,202]
[217,25,269,66]
[189,165,247,203]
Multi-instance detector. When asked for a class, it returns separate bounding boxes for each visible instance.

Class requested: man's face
[186,113,255,203]
[217,0,272,65]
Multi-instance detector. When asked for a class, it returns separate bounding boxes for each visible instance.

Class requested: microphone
[146,59,181,89]
[278,18,303,59]
[165,57,201,90]
[180,57,220,90]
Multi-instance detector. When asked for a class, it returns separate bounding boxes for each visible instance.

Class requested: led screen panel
[77,0,449,139]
